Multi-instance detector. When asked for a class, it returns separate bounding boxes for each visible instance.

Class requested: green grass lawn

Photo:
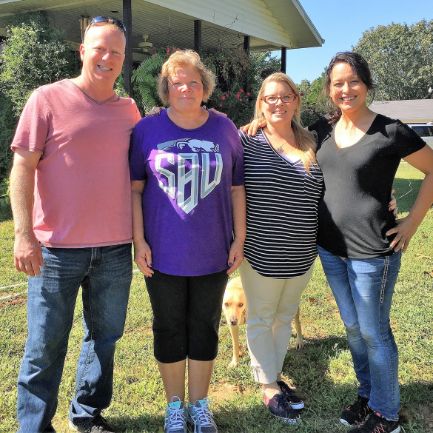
[0,163,432,433]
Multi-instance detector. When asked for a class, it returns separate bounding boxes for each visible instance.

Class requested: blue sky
[284,0,433,84]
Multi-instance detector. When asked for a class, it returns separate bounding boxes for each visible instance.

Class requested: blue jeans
[17,244,132,433]
[318,246,401,421]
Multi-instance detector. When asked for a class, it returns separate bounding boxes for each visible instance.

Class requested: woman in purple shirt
[130,50,246,433]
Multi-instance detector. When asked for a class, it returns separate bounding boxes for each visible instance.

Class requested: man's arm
[10,148,43,276]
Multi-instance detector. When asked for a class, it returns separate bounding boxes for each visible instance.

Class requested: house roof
[370,99,433,124]
[0,0,324,53]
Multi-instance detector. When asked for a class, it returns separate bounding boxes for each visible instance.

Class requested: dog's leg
[228,324,240,367]
[293,308,304,349]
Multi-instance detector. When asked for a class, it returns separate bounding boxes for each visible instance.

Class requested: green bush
[131,50,166,114]
[0,12,80,189]
[0,92,16,183]
[0,12,79,116]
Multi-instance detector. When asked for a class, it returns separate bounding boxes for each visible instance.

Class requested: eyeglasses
[86,16,126,34]
[262,94,297,104]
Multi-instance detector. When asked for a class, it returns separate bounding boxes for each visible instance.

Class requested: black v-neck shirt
[310,114,426,258]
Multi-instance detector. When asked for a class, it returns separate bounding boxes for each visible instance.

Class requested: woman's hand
[134,239,154,277]
[386,216,418,252]
[240,118,265,136]
[227,238,244,274]
[389,189,398,216]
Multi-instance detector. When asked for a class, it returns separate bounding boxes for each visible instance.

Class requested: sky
[284,0,433,84]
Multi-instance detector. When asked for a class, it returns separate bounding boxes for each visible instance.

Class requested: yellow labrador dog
[222,276,303,367]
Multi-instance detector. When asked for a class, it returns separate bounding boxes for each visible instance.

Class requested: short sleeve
[392,120,426,158]
[129,121,147,181]
[232,135,244,186]
[131,100,142,124]
[10,89,50,153]
[226,123,243,186]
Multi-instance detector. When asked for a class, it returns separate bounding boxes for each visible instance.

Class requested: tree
[298,75,328,126]
[354,20,433,100]
[0,12,79,188]
[0,12,79,116]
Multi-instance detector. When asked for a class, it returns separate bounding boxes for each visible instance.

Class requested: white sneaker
[187,398,217,433]
[165,396,187,433]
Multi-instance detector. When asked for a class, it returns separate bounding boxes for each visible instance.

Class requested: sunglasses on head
[87,16,126,33]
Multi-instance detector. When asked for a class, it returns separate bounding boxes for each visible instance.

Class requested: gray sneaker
[187,398,217,433]
[165,396,187,433]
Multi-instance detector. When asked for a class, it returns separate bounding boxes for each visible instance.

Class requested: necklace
[69,79,119,105]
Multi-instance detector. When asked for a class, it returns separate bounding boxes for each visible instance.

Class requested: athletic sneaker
[340,395,372,426]
[263,392,301,425]
[277,380,304,410]
[187,398,218,433]
[68,414,115,432]
[165,396,187,433]
[348,412,401,433]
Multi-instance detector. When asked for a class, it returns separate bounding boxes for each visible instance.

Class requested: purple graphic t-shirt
[130,109,244,276]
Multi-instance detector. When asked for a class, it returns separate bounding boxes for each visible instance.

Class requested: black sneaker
[348,412,401,433]
[340,395,372,426]
[277,380,304,410]
[264,393,301,425]
[68,415,116,433]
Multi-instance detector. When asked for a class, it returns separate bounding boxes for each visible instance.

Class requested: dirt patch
[210,382,254,405]
[0,294,26,308]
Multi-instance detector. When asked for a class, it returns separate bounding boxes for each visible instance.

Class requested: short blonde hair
[158,50,216,106]
[254,72,317,172]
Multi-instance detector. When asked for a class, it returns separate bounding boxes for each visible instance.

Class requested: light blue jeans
[318,246,401,421]
[17,244,132,433]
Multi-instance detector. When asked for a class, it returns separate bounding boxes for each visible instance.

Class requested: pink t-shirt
[11,79,141,247]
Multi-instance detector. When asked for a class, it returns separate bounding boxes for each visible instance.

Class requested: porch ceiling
[0,0,323,51]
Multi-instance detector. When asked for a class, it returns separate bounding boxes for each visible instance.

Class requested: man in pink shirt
[9,17,140,433]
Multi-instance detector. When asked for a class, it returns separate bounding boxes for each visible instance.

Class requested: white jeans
[239,259,313,384]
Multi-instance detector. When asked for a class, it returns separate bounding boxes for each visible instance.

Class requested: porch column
[243,36,250,91]
[123,0,132,94]
[243,35,250,55]
[280,47,286,73]
[194,20,202,53]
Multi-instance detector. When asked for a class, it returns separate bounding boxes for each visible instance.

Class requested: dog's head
[223,276,247,326]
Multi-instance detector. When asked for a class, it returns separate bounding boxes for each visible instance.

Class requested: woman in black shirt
[310,52,433,433]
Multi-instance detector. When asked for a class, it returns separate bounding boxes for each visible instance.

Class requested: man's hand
[14,233,43,276]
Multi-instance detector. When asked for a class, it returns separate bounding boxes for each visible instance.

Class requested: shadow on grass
[110,382,433,433]
[393,178,423,213]
[0,196,12,222]
[108,414,163,433]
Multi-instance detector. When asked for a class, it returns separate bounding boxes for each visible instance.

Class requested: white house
[0,0,323,90]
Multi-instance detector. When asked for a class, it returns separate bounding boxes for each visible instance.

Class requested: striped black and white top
[239,129,324,278]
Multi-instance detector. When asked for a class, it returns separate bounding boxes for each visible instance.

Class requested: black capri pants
[145,269,228,363]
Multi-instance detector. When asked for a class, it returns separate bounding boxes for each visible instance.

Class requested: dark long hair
[324,51,374,123]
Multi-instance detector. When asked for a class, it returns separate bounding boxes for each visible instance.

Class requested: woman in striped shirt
[239,72,323,424]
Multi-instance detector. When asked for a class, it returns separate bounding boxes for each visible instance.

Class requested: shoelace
[372,423,387,433]
[192,404,214,426]
[167,406,185,430]
[365,413,392,433]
